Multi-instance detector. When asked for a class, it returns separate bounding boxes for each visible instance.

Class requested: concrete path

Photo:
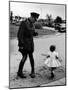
[9,33,66,88]
[40,77,66,86]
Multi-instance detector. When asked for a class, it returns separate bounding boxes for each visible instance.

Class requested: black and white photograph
[9,1,66,89]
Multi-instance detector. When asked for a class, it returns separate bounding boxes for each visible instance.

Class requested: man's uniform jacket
[17,18,35,53]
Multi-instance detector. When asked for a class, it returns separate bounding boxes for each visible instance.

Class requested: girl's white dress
[44,51,61,67]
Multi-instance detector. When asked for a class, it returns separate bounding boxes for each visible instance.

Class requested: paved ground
[40,78,66,87]
[9,32,66,88]
[40,77,66,87]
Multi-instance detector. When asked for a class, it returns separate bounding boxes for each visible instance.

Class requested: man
[17,12,39,78]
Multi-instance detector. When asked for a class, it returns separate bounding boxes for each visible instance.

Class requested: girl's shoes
[49,72,54,79]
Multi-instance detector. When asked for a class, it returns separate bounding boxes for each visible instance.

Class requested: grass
[9,24,19,39]
[9,24,57,39]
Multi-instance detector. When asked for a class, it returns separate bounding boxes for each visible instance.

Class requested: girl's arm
[47,55,50,58]
[41,53,50,61]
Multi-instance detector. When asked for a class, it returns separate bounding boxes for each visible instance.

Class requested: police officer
[17,12,39,78]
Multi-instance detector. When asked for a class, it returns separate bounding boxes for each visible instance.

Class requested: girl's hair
[50,45,56,52]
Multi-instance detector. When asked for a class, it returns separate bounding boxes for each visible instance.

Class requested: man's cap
[31,12,40,18]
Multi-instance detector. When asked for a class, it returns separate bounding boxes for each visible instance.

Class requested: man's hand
[33,32,38,36]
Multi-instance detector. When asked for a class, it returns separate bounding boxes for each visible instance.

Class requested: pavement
[37,33,66,87]
[40,77,66,87]
[10,32,66,88]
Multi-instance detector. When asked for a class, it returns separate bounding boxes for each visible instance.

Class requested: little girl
[42,45,62,79]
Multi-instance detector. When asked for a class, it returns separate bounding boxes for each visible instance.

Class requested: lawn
[9,24,57,39]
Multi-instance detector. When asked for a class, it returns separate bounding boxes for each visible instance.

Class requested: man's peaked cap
[31,12,39,18]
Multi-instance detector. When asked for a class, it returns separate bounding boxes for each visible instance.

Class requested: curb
[40,77,65,86]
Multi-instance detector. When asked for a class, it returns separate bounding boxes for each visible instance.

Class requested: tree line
[10,11,66,32]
